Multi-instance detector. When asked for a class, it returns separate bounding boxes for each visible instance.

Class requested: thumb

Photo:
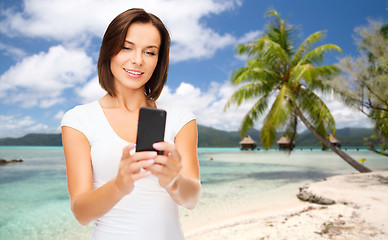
[122,143,136,160]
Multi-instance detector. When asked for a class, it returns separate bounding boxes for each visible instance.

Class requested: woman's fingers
[130,159,154,173]
[120,144,134,161]
[121,146,157,163]
[146,142,183,188]
[145,160,175,175]
[116,145,158,194]
[153,142,180,159]
[153,155,181,170]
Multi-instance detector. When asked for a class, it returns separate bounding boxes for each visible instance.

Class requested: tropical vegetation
[332,20,388,157]
[0,127,376,148]
[225,9,371,172]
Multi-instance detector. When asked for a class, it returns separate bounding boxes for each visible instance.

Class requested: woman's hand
[145,142,182,190]
[114,143,157,195]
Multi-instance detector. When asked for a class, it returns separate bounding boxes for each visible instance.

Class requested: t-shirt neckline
[93,100,160,145]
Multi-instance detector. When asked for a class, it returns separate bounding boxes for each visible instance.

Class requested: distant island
[0,125,375,148]
[0,158,24,165]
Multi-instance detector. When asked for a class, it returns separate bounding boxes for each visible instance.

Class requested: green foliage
[197,125,258,147]
[332,20,388,157]
[0,133,62,146]
[225,8,342,149]
[0,127,375,148]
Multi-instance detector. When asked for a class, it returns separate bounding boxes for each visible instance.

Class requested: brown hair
[97,8,170,100]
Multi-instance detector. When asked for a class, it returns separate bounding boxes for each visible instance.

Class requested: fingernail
[153,142,161,148]
[127,143,136,148]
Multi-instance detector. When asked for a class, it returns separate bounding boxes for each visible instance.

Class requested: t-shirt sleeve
[61,106,92,142]
[172,107,196,137]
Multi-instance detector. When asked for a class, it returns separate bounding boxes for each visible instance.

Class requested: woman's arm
[151,120,202,209]
[62,126,155,225]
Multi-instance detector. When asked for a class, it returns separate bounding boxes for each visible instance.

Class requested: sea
[0,146,387,239]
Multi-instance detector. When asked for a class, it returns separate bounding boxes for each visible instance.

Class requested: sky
[0,0,387,138]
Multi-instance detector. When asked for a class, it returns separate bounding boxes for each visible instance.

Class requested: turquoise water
[0,147,387,239]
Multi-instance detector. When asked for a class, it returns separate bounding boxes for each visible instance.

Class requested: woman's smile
[110,22,161,91]
[123,68,144,78]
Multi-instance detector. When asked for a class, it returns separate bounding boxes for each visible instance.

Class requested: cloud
[76,76,107,104]
[0,0,374,139]
[159,81,259,131]
[237,30,262,44]
[0,0,244,62]
[158,81,372,133]
[320,93,373,129]
[54,110,65,120]
[0,80,373,138]
[0,0,117,42]
[0,45,94,108]
[0,42,27,61]
[0,115,50,138]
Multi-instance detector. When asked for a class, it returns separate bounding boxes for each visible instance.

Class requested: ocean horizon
[1,146,387,239]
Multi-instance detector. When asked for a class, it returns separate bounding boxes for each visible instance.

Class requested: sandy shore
[184,171,388,240]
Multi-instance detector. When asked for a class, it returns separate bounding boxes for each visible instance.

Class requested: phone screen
[135,107,166,154]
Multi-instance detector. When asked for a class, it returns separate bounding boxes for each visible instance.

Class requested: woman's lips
[123,68,144,78]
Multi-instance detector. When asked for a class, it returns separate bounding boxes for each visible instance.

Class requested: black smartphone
[135,107,167,154]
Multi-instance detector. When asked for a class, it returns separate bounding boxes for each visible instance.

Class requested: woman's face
[110,22,161,94]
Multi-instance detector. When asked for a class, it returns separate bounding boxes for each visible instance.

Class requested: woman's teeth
[124,69,142,75]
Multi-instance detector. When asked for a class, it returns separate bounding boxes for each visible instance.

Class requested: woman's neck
[99,90,155,112]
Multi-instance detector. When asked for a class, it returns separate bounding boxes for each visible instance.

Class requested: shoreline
[184,171,388,240]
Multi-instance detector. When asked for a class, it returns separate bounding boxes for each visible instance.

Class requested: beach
[1,147,388,239]
[184,171,388,240]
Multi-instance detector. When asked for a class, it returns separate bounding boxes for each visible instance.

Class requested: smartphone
[135,107,167,154]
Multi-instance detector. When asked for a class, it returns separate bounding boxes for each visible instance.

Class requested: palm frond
[300,44,343,65]
[291,31,326,66]
[231,64,278,85]
[247,38,290,65]
[236,42,256,56]
[224,82,270,110]
[315,121,331,149]
[283,109,298,151]
[306,64,342,92]
[239,96,269,137]
[260,84,292,148]
[260,122,277,149]
[264,9,281,19]
[297,87,336,134]
[289,63,314,87]
[290,64,341,92]
[264,9,296,56]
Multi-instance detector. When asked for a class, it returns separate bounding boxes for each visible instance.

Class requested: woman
[61,8,201,240]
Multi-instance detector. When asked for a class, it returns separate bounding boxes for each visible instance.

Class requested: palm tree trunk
[294,106,372,173]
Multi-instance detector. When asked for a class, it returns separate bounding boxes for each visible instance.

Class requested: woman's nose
[131,50,143,65]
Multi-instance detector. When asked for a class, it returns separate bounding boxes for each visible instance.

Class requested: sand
[184,171,388,240]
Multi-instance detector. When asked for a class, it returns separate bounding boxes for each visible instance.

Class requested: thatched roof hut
[329,134,341,147]
[277,136,295,150]
[239,135,256,150]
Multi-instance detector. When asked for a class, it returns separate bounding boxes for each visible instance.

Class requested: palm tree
[225,9,371,173]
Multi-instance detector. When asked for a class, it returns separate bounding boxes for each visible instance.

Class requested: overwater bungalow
[329,134,341,148]
[277,136,295,150]
[239,135,256,150]
[322,134,341,150]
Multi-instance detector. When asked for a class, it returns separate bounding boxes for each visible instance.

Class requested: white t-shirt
[61,101,196,240]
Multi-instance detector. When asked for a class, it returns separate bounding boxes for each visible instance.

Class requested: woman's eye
[123,46,131,50]
[145,51,156,56]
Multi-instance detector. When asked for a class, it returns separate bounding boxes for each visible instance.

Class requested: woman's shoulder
[156,101,196,135]
[61,101,99,126]
[64,101,99,116]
